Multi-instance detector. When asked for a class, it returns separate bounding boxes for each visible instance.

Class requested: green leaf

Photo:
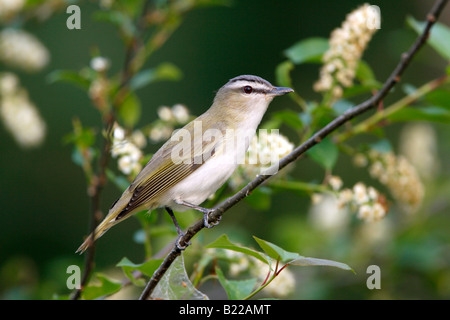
[287,256,354,273]
[82,273,122,300]
[118,92,141,127]
[106,169,130,191]
[370,139,393,153]
[215,267,257,300]
[129,63,182,91]
[116,257,163,286]
[47,69,92,90]
[407,16,450,60]
[332,99,354,115]
[206,234,269,264]
[93,10,135,38]
[284,37,329,64]
[425,89,450,110]
[151,254,209,300]
[387,105,450,123]
[272,110,303,130]
[245,186,272,210]
[306,137,339,170]
[275,60,295,89]
[253,236,300,263]
[355,60,381,88]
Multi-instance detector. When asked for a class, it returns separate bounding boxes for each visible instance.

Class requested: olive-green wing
[116,119,224,220]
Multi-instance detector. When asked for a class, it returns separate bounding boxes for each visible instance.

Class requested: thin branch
[70,0,153,300]
[138,0,448,300]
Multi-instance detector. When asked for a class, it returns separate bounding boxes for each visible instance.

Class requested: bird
[76,75,293,253]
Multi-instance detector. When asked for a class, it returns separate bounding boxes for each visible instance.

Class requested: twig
[70,0,153,300]
[138,0,448,300]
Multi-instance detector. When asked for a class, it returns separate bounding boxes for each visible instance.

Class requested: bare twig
[70,0,153,300]
[138,0,448,300]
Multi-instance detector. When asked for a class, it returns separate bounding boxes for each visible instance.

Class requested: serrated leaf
[407,16,450,61]
[284,37,329,64]
[287,256,354,273]
[82,273,122,300]
[206,234,269,264]
[307,137,338,170]
[253,236,300,263]
[118,92,141,127]
[130,63,182,91]
[215,267,257,300]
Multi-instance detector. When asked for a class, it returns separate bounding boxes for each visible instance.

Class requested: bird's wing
[116,118,226,220]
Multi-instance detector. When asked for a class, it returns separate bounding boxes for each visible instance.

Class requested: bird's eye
[243,86,253,94]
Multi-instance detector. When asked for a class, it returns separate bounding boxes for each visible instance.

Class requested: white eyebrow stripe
[225,80,272,92]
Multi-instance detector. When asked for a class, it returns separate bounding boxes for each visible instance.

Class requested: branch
[138,0,448,300]
[70,0,153,300]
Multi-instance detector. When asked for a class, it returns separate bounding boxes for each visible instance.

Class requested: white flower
[0,72,19,94]
[353,182,369,205]
[111,123,143,175]
[0,29,49,72]
[314,3,380,101]
[229,131,294,189]
[171,104,190,124]
[368,151,424,213]
[336,181,388,223]
[0,0,25,22]
[149,123,173,143]
[251,259,295,298]
[0,93,46,148]
[309,193,349,232]
[328,175,343,191]
[399,123,440,180]
[90,56,110,72]
[157,106,173,122]
[225,250,250,276]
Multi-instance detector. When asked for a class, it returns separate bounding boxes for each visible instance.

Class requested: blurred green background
[1,0,449,299]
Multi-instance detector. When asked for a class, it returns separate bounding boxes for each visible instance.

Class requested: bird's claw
[203,211,221,229]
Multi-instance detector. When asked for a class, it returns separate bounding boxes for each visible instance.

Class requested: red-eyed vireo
[77,75,293,253]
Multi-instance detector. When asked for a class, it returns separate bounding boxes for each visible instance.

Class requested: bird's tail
[76,190,134,254]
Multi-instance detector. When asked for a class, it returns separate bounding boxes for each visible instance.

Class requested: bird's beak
[266,86,294,96]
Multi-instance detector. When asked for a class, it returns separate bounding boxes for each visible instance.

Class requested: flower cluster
[399,123,440,180]
[366,151,424,213]
[229,131,294,189]
[338,182,388,222]
[0,28,49,72]
[149,104,190,143]
[0,73,46,148]
[314,3,380,101]
[310,176,387,225]
[111,124,146,176]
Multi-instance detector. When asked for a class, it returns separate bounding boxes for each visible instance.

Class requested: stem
[269,180,330,195]
[70,0,154,300]
[336,75,449,142]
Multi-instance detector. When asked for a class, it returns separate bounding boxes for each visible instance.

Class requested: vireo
[77,75,293,253]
